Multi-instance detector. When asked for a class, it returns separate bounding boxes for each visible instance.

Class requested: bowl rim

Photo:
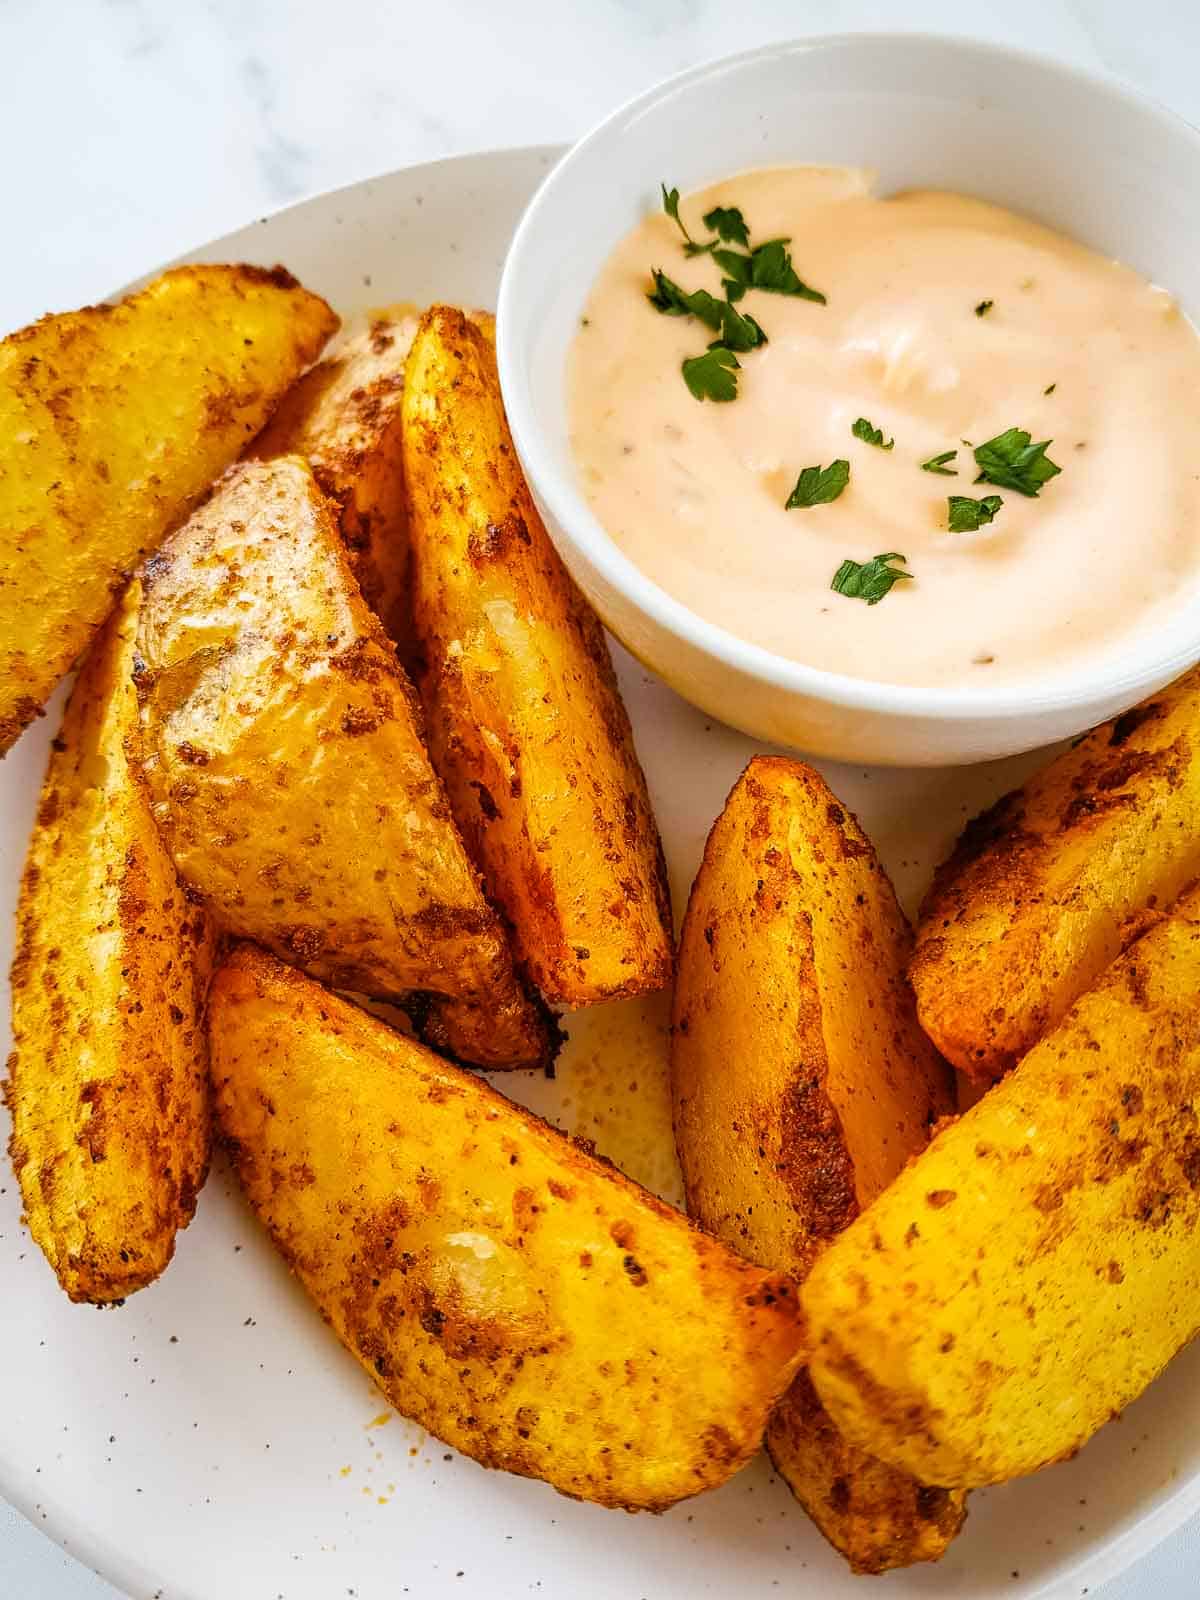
[497,30,1200,725]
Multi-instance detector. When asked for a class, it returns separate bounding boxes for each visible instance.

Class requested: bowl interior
[499,34,1200,716]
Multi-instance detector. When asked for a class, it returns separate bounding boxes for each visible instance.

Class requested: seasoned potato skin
[671,757,962,1572]
[134,456,551,1070]
[807,882,1200,1488]
[250,311,418,642]
[211,945,807,1510]
[0,265,337,755]
[402,307,673,1007]
[6,583,216,1303]
[912,667,1200,1080]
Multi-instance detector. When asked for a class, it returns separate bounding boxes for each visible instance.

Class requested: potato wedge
[806,880,1200,1487]
[211,944,806,1510]
[0,265,337,755]
[6,582,216,1303]
[402,307,672,1006]
[133,455,551,1071]
[911,666,1200,1080]
[250,311,418,642]
[671,757,962,1572]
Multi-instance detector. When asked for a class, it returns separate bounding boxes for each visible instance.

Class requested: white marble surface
[2,0,1200,1594]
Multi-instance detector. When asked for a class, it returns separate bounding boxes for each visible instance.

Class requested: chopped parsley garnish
[681,346,740,402]
[647,269,724,330]
[974,427,1061,496]
[785,459,850,509]
[975,300,994,317]
[701,205,750,248]
[921,450,958,476]
[852,417,894,450]
[947,493,1003,532]
[831,552,912,604]
[661,184,701,250]
[712,301,767,352]
[658,184,827,398]
[715,239,825,304]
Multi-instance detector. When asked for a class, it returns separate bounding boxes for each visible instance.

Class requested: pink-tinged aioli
[568,167,1200,689]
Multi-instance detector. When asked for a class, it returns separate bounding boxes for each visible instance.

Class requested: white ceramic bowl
[498,34,1200,766]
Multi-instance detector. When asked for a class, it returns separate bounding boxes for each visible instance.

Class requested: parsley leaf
[852,417,894,451]
[747,239,826,302]
[975,299,994,317]
[921,450,958,476]
[785,459,850,509]
[712,248,752,301]
[682,346,740,402]
[647,269,724,330]
[661,184,701,250]
[974,427,1061,496]
[710,241,825,304]
[831,552,912,605]
[947,493,1003,532]
[702,205,750,248]
[712,301,767,352]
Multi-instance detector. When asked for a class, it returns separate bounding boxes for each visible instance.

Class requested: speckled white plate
[2,145,1199,1600]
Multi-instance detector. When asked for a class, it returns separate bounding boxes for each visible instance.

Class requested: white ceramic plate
[2,146,1198,1600]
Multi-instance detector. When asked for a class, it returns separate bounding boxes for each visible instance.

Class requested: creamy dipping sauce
[568,167,1200,688]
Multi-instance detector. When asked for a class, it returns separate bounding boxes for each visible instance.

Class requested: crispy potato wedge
[134,456,551,1071]
[806,880,1200,1487]
[671,757,961,1571]
[211,944,807,1510]
[0,265,337,755]
[6,582,216,1303]
[402,307,673,1007]
[250,311,418,642]
[911,666,1200,1080]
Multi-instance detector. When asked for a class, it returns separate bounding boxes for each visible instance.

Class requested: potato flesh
[0,265,337,755]
[807,881,1200,1487]
[402,307,673,1007]
[250,312,418,643]
[671,757,962,1571]
[134,456,550,1070]
[6,583,216,1302]
[911,666,1200,1080]
[210,945,807,1511]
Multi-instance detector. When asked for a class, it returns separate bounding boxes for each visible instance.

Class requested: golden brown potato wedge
[134,456,551,1071]
[402,306,673,1007]
[211,944,807,1510]
[671,757,962,1572]
[250,311,418,642]
[0,265,337,755]
[6,582,216,1303]
[911,666,1200,1081]
[806,880,1200,1488]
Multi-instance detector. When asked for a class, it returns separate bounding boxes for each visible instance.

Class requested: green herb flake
[701,205,750,248]
[747,239,826,302]
[647,269,724,331]
[947,493,1003,532]
[921,450,958,476]
[830,552,912,605]
[852,417,894,451]
[975,299,994,317]
[1044,382,1057,395]
[785,459,850,509]
[712,301,767,353]
[681,346,741,402]
[974,427,1061,496]
[661,184,699,250]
